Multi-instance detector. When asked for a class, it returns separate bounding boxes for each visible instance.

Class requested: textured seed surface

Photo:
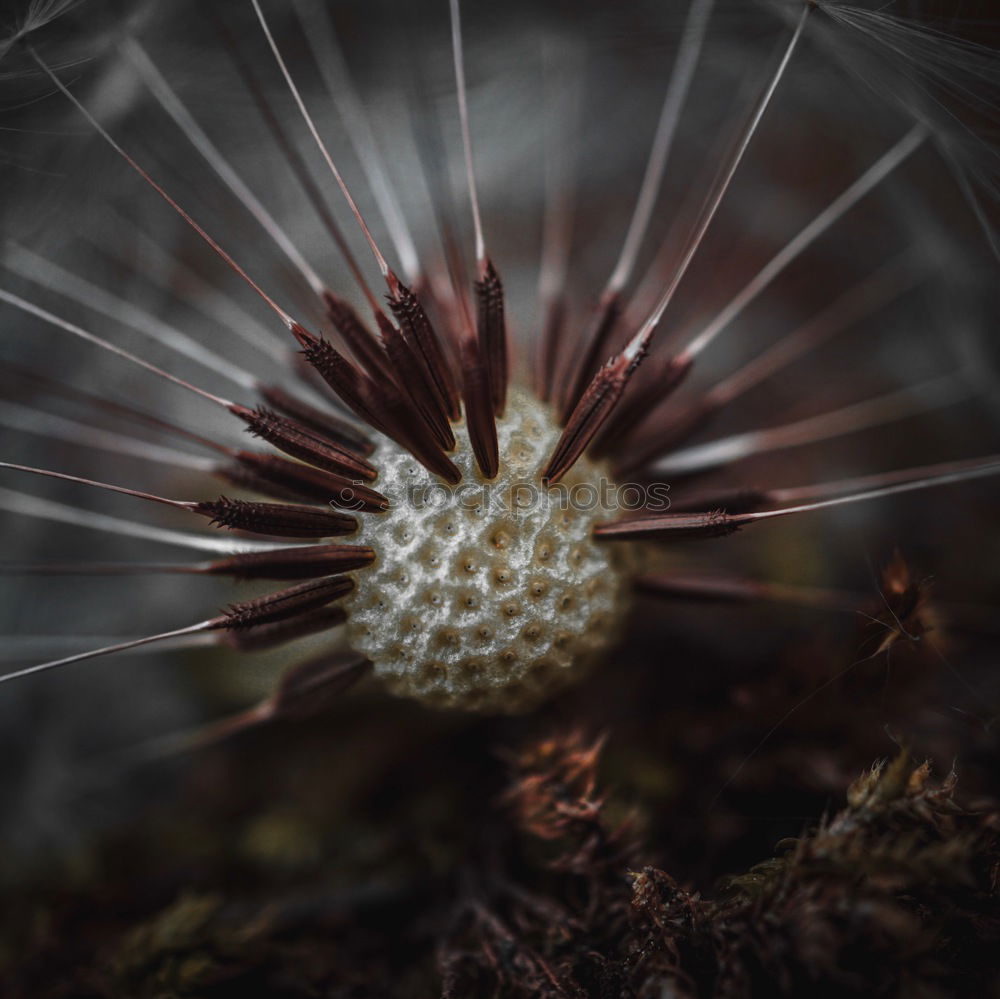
[344,386,631,712]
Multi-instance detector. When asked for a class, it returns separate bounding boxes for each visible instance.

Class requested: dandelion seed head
[344,386,631,711]
[0,0,997,781]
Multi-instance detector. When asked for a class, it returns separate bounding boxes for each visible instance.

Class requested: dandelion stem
[0,487,283,553]
[628,4,811,361]
[449,0,485,266]
[0,562,209,575]
[0,288,235,409]
[750,460,1000,521]
[706,251,926,407]
[208,7,380,310]
[449,0,508,414]
[595,453,1000,540]
[99,210,292,367]
[611,252,926,471]
[684,124,927,359]
[537,42,582,402]
[0,400,216,473]
[651,372,971,475]
[121,37,329,299]
[549,6,810,474]
[5,242,261,392]
[0,461,201,511]
[1,361,237,457]
[558,0,714,413]
[249,0,391,280]
[635,572,861,610]
[29,48,301,331]
[0,621,221,685]
[290,0,422,284]
[769,453,1000,504]
[608,0,715,297]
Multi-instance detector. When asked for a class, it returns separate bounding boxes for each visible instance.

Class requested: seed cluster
[6,0,995,727]
[344,388,631,711]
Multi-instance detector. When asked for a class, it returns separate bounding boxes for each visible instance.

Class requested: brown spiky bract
[594,508,744,541]
[560,292,622,423]
[321,291,396,384]
[219,451,385,509]
[474,258,508,416]
[257,382,374,455]
[544,350,647,485]
[206,544,374,580]
[194,497,363,537]
[460,334,500,478]
[388,277,461,422]
[223,576,354,629]
[232,404,377,482]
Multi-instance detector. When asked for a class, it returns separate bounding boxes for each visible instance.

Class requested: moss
[8,722,996,998]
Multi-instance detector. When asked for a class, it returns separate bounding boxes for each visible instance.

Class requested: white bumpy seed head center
[343,386,631,712]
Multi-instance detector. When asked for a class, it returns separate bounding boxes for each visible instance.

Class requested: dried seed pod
[224,576,354,630]
[473,259,508,416]
[206,544,374,579]
[257,382,373,455]
[268,651,372,721]
[232,404,377,481]
[223,604,347,652]
[194,497,360,538]
[222,451,387,511]
[387,276,460,421]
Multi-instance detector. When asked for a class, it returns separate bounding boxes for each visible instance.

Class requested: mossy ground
[2,603,999,997]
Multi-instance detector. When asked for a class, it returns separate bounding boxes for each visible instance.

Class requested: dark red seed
[322,291,395,382]
[376,310,456,451]
[293,324,391,435]
[594,354,696,461]
[224,576,354,630]
[475,258,508,416]
[220,451,386,511]
[388,275,460,421]
[258,383,373,455]
[224,605,347,652]
[206,544,375,580]
[270,651,372,721]
[195,497,361,538]
[593,509,743,542]
[543,347,647,485]
[298,323,461,483]
[559,291,621,423]
[461,334,498,479]
[232,404,377,482]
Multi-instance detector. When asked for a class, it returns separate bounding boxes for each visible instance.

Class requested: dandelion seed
[1,0,998,737]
